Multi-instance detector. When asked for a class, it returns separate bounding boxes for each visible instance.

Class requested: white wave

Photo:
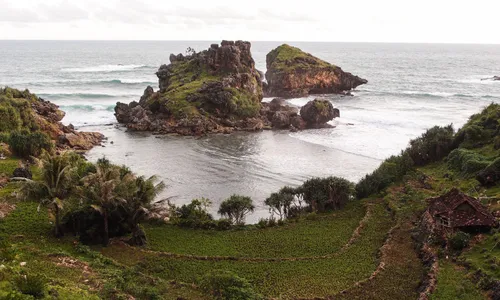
[61,64,148,73]
[402,90,454,97]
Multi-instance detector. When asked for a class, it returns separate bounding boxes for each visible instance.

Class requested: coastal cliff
[0,87,103,151]
[264,44,367,98]
[115,41,340,135]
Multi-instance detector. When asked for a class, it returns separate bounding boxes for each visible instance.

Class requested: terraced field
[101,199,397,298]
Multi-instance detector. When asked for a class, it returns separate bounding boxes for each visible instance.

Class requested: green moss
[267,44,333,73]
[226,88,261,118]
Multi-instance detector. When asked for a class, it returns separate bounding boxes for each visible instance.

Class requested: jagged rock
[115,102,132,123]
[300,99,339,128]
[265,44,367,98]
[139,86,154,105]
[115,41,264,135]
[62,132,104,150]
[12,167,32,179]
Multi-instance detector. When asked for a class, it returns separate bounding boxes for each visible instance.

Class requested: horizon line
[1,39,499,45]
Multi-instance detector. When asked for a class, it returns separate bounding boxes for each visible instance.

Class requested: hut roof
[427,188,496,228]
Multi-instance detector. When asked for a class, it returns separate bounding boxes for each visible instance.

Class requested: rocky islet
[115,41,365,135]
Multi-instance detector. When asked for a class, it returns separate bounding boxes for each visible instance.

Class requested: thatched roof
[427,188,496,228]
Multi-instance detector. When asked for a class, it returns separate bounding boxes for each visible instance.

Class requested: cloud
[0,0,498,43]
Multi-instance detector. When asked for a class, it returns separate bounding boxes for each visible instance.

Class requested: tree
[124,175,166,245]
[81,160,133,246]
[19,151,78,237]
[218,195,255,225]
[264,186,297,220]
[301,177,354,212]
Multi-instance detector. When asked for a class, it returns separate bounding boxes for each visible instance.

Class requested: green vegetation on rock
[266,44,332,72]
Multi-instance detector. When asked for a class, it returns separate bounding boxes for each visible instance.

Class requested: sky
[0,0,499,43]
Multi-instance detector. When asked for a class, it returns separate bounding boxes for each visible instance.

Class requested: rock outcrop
[481,76,500,81]
[265,44,367,98]
[115,41,264,135]
[300,99,339,128]
[0,87,104,151]
[115,41,341,135]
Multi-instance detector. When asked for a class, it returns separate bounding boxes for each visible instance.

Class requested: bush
[300,176,354,212]
[218,195,255,225]
[446,148,491,177]
[407,125,456,166]
[356,151,414,198]
[200,270,263,300]
[216,218,232,231]
[8,130,53,158]
[477,157,500,186]
[15,274,46,298]
[449,231,470,251]
[171,198,214,229]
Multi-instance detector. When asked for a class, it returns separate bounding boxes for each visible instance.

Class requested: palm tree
[125,175,166,245]
[81,161,132,246]
[18,151,77,237]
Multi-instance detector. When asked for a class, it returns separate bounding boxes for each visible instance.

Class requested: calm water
[1,41,499,221]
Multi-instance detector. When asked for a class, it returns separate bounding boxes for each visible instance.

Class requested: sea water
[1,41,499,221]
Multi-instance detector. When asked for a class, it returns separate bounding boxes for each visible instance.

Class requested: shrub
[8,130,53,158]
[406,125,456,166]
[15,274,46,298]
[216,218,232,231]
[356,151,414,198]
[448,231,470,251]
[301,176,354,212]
[477,157,500,186]
[446,148,491,177]
[218,195,255,225]
[200,270,263,300]
[172,198,214,229]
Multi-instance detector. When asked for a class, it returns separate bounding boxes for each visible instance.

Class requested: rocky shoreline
[114,41,365,136]
[0,87,104,153]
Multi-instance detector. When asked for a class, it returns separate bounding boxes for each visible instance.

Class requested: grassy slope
[144,200,365,258]
[430,261,486,300]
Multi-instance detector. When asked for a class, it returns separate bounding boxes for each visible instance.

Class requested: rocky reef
[481,76,500,81]
[264,44,367,98]
[115,41,340,135]
[0,87,103,151]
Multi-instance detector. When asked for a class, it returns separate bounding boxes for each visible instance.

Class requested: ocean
[1,41,499,221]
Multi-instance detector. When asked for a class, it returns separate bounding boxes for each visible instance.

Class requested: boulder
[115,102,132,123]
[12,167,32,179]
[265,44,367,98]
[300,99,339,128]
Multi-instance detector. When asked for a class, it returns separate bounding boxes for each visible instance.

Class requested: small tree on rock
[218,195,255,225]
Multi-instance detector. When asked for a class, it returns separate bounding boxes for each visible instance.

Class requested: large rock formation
[115,41,341,135]
[0,87,103,151]
[115,41,264,135]
[265,44,367,98]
